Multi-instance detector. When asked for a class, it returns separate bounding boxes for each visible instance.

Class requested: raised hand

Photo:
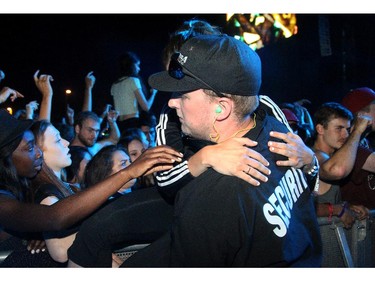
[26,100,39,119]
[107,109,119,123]
[66,104,75,126]
[85,71,96,89]
[351,113,372,135]
[0,87,24,103]
[100,104,112,119]
[33,70,54,121]
[33,70,54,98]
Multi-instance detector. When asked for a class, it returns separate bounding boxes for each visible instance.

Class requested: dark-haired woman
[111,51,157,132]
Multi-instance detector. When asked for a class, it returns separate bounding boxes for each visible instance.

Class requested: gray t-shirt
[314,184,341,204]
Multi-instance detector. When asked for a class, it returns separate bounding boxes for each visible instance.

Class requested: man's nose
[168,97,180,109]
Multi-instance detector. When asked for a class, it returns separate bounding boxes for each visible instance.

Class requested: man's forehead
[83,118,100,127]
[170,92,186,99]
[170,89,205,98]
[328,117,350,126]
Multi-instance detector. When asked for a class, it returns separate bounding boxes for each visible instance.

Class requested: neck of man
[313,137,336,156]
[215,114,255,143]
[70,136,89,148]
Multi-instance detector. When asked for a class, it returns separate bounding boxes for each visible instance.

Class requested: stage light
[243,32,261,44]
[225,13,298,51]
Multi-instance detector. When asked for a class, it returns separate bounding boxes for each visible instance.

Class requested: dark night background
[1,14,375,122]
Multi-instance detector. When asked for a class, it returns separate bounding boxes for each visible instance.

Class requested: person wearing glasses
[119,34,322,267]
[69,110,120,157]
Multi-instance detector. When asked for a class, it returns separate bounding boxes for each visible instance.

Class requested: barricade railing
[318,209,375,267]
[2,211,375,267]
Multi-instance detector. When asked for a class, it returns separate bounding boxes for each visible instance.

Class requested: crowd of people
[0,18,374,268]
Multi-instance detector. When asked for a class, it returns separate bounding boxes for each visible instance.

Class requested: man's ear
[215,99,232,121]
[74,124,80,135]
[315,124,324,135]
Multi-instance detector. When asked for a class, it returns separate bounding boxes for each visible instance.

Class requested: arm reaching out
[0,145,183,233]
[0,87,24,103]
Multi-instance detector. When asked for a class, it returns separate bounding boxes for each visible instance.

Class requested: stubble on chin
[79,136,95,148]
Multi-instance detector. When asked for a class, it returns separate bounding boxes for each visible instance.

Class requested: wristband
[337,201,348,218]
[328,203,333,222]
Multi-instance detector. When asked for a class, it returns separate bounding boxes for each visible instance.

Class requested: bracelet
[337,201,348,218]
[302,154,319,177]
[328,203,334,222]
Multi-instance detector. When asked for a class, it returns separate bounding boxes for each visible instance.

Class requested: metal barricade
[318,209,375,267]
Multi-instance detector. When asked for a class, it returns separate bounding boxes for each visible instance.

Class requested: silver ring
[247,166,251,174]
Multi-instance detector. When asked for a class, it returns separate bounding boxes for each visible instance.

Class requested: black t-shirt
[34,183,80,239]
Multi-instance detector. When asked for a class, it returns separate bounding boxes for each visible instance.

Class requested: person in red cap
[341,87,375,150]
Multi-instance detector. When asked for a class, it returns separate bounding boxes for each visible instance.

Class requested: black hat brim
[0,109,34,151]
[149,71,207,93]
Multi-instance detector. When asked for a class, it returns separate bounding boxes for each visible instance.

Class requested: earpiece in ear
[215,106,222,114]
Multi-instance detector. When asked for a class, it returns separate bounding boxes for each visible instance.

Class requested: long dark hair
[114,51,140,82]
[83,144,127,189]
[118,129,155,189]
[65,146,91,184]
[0,139,29,201]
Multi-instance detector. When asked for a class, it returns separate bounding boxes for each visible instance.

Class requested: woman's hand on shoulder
[203,137,271,186]
[126,145,183,178]
[268,131,313,169]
